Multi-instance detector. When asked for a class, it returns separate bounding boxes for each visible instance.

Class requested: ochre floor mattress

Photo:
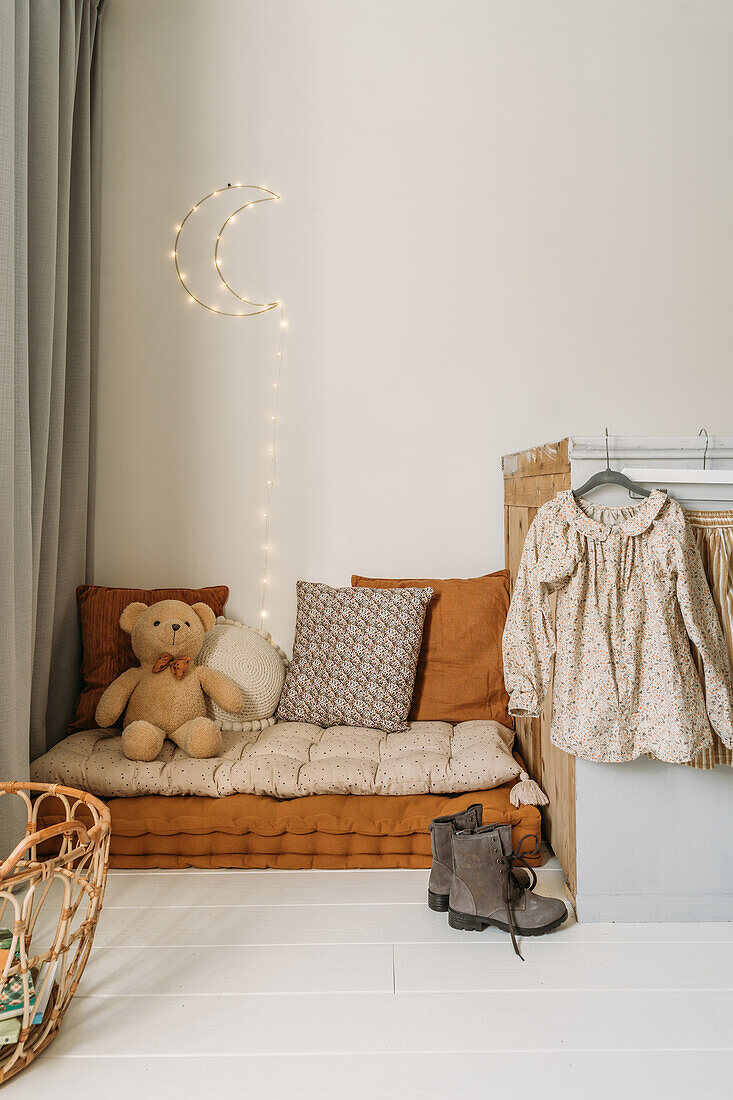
[37,769,541,870]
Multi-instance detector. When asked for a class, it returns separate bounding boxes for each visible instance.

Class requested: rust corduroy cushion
[351,571,511,724]
[69,584,229,733]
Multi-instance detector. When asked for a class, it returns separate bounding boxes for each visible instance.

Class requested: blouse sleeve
[675,521,733,747]
[503,508,569,719]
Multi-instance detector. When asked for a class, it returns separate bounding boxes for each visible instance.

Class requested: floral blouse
[503,489,733,764]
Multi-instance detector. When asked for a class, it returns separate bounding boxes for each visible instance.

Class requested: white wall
[94,0,733,652]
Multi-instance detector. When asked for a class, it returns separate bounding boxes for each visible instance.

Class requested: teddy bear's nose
[171,623,181,632]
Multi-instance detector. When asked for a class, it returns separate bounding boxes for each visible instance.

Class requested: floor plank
[102,868,429,907]
[7,1051,733,1100]
[79,943,393,995]
[43,990,733,1057]
[89,898,546,947]
[41,899,575,948]
[59,899,733,950]
[101,866,567,908]
[395,940,733,991]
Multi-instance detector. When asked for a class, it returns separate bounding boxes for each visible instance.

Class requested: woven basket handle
[0,820,92,880]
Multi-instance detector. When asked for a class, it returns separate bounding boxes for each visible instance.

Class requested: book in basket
[0,928,36,1021]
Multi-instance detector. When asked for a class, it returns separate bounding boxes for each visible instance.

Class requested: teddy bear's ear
[119,602,148,634]
[192,602,216,632]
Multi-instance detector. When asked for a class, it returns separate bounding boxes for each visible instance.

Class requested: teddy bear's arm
[95,667,144,728]
[197,667,245,715]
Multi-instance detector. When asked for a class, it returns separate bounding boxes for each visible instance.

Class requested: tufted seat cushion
[31,719,522,799]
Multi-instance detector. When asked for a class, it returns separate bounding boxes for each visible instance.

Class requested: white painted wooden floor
[10,854,733,1098]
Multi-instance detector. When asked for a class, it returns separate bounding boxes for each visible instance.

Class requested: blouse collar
[560,488,668,541]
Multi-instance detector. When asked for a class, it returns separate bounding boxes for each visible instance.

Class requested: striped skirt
[686,510,733,769]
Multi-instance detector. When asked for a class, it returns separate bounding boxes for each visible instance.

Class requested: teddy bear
[95,599,245,762]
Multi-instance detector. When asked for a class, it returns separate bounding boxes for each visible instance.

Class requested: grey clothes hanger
[573,429,652,500]
[620,428,733,505]
[699,427,709,470]
[647,427,733,505]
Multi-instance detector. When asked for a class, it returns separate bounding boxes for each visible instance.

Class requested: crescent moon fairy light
[172,181,287,628]
[173,182,281,316]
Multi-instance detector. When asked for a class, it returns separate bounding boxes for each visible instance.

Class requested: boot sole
[448,906,569,936]
[427,889,449,912]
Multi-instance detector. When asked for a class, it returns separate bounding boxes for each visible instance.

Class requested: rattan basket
[0,782,110,1084]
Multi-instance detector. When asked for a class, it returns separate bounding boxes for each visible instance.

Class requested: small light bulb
[262,577,268,584]
[261,609,268,618]
[280,320,288,328]
[230,216,236,224]
[175,225,182,231]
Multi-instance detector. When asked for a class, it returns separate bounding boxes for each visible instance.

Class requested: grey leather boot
[448,823,568,958]
[428,804,483,911]
[429,808,531,912]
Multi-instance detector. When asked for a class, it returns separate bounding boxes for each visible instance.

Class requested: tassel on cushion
[510,771,549,808]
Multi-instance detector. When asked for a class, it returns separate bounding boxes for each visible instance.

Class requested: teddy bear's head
[119,599,216,664]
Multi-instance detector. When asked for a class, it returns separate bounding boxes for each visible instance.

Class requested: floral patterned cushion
[276,581,433,732]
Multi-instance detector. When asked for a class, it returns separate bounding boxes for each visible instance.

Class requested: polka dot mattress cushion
[30,720,521,799]
[195,617,288,732]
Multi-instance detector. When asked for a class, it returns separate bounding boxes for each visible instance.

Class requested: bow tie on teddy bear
[152,653,190,679]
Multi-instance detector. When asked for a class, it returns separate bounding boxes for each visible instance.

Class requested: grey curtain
[0,0,104,849]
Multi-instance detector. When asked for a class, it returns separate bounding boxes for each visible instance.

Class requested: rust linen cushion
[69,584,229,733]
[351,571,511,723]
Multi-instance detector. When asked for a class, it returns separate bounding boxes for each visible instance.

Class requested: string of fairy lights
[172,183,287,627]
[260,307,288,626]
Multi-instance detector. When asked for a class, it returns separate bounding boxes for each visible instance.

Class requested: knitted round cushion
[196,617,288,732]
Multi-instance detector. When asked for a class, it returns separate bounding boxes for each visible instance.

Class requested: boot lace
[503,833,540,961]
